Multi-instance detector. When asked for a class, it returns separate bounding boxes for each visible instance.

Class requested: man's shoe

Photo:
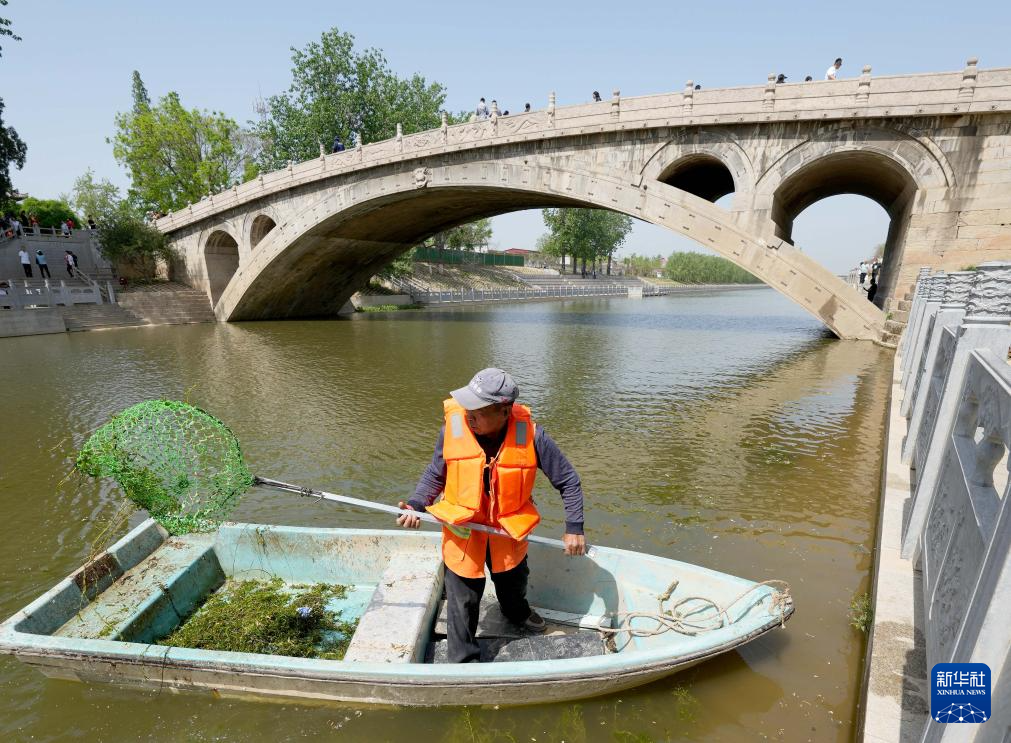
[523,610,547,633]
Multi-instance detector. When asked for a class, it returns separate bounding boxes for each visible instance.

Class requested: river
[0,288,892,741]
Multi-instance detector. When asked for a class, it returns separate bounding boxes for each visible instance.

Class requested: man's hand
[563,533,586,556]
[396,501,421,529]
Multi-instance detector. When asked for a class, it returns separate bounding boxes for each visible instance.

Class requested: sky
[2,1,1009,272]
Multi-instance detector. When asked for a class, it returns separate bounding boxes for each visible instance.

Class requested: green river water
[0,288,892,741]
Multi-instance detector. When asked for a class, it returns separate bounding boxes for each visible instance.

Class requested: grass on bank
[355,303,422,312]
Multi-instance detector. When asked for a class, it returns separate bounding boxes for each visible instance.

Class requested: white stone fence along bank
[863,261,1011,742]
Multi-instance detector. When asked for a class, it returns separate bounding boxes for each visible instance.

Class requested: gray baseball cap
[450,368,519,410]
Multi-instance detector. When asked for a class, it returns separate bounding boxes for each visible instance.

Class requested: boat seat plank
[426,632,604,663]
[54,534,218,641]
[343,550,443,664]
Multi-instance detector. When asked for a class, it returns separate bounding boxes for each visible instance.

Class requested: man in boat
[397,368,586,663]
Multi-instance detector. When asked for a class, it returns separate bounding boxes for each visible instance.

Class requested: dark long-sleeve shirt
[410,425,585,535]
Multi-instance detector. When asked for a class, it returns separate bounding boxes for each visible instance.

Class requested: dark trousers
[22,264,32,278]
[444,552,531,663]
[38,264,51,279]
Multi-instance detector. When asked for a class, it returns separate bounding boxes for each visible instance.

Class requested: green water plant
[849,592,873,633]
[161,579,357,659]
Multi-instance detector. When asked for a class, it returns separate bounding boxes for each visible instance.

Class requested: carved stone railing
[155,63,1011,235]
[899,262,1011,558]
[889,258,1011,741]
[917,347,1011,741]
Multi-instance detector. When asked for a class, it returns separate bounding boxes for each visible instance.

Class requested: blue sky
[3,1,1008,272]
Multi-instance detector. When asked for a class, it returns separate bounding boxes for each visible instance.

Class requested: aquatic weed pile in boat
[161,579,358,659]
[75,400,254,535]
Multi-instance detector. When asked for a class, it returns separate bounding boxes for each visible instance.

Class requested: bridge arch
[215,158,884,340]
[203,229,240,307]
[640,133,755,204]
[246,211,278,252]
[754,125,953,303]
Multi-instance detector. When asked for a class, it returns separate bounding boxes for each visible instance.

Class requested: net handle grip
[253,476,593,555]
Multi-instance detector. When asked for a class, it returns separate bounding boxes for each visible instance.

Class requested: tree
[95,201,173,277]
[71,169,121,220]
[111,87,257,213]
[663,251,760,284]
[423,218,492,262]
[131,70,150,113]
[17,197,78,228]
[254,28,447,170]
[0,2,25,202]
[540,208,633,275]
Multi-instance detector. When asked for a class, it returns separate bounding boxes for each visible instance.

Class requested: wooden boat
[0,519,793,706]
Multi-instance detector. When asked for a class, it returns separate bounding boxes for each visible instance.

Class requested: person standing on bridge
[825,58,842,80]
[35,249,51,279]
[397,368,587,663]
[476,98,488,119]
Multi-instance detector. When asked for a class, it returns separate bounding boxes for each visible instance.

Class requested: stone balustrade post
[901,270,975,464]
[611,89,620,118]
[396,123,403,152]
[856,65,872,103]
[319,142,326,159]
[441,111,449,144]
[901,261,1011,559]
[683,81,694,114]
[902,271,946,399]
[900,267,934,362]
[958,57,979,101]
[763,74,776,111]
[548,91,556,125]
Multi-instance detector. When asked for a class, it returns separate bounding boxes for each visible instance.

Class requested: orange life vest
[427,398,541,578]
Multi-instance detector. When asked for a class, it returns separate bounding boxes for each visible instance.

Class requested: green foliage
[75,400,254,535]
[356,303,421,312]
[426,218,493,254]
[71,169,121,220]
[130,70,150,113]
[0,7,25,201]
[376,251,413,279]
[17,196,79,227]
[622,253,665,277]
[0,0,21,57]
[849,592,873,633]
[663,251,761,284]
[94,202,172,276]
[161,578,358,659]
[540,208,633,273]
[111,86,257,213]
[254,27,446,169]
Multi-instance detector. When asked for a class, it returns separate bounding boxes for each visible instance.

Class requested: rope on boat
[596,579,792,638]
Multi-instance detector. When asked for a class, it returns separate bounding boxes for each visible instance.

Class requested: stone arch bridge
[158,60,1011,341]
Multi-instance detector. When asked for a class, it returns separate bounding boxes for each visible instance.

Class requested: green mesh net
[76,400,254,534]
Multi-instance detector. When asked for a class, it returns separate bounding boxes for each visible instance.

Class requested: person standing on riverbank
[397,368,587,663]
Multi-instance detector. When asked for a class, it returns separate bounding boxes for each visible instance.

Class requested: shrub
[16,197,80,228]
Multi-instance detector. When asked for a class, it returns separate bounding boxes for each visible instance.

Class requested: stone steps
[118,286,215,325]
[889,309,910,324]
[61,304,149,332]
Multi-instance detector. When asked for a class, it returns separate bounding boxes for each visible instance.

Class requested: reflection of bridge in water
[157,60,1011,341]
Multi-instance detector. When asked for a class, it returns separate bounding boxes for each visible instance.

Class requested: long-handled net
[75,399,551,545]
[76,400,254,534]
